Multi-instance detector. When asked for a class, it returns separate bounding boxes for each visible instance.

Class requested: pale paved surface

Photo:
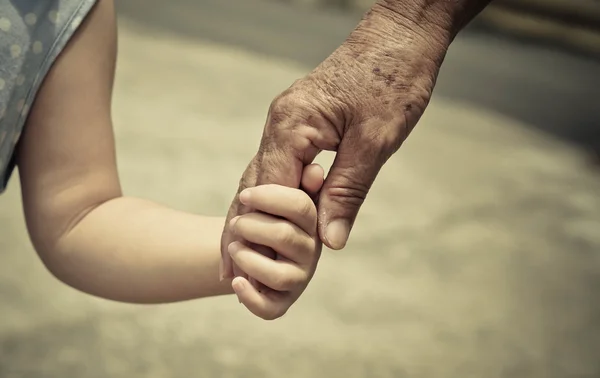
[1,2,600,378]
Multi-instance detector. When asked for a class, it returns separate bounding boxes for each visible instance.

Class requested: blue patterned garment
[0,0,97,192]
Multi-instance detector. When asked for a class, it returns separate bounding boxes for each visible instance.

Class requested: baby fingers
[238,184,317,235]
[229,213,317,265]
[231,276,291,321]
[228,241,308,292]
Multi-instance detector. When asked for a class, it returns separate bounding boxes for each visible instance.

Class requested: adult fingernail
[228,241,242,255]
[239,189,251,204]
[325,219,349,250]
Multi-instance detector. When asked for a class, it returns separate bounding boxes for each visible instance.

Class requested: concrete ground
[1,1,600,377]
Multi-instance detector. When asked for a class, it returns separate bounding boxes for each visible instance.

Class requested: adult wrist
[348,1,452,68]
[372,0,456,46]
[372,0,492,39]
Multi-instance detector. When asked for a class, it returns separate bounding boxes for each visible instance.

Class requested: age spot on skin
[385,74,395,87]
[372,66,399,88]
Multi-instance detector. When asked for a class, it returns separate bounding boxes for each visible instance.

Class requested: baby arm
[16,0,231,303]
[16,0,323,318]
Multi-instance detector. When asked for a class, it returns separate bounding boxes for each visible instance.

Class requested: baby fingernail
[232,278,245,293]
[239,189,251,204]
[228,242,242,255]
[229,216,240,229]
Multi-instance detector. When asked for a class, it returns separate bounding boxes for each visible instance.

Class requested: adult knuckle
[364,124,402,157]
[269,92,288,111]
[383,123,408,156]
[266,88,326,159]
[328,187,367,208]
[349,116,401,159]
[268,90,314,132]
[327,170,370,207]
[268,92,295,127]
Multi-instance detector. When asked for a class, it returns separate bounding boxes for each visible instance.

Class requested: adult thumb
[318,137,387,250]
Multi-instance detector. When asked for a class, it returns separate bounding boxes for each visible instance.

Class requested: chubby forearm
[44,196,233,304]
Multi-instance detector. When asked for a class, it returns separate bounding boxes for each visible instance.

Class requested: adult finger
[253,95,326,190]
[300,163,325,202]
[317,126,396,250]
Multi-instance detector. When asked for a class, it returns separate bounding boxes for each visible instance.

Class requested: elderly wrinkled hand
[220,0,492,279]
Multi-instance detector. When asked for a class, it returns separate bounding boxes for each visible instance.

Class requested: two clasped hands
[217,0,492,319]
[8,0,492,319]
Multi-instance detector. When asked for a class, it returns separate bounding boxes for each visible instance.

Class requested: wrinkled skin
[220,1,484,279]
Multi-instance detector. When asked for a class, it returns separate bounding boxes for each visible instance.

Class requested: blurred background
[1,0,600,377]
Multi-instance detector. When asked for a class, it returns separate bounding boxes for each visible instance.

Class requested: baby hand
[226,164,324,320]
